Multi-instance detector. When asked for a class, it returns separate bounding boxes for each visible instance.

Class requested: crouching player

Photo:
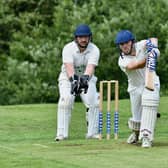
[55,24,100,141]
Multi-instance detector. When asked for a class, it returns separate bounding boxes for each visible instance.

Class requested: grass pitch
[0,97,168,168]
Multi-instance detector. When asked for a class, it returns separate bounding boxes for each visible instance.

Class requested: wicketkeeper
[115,30,160,147]
[55,24,100,141]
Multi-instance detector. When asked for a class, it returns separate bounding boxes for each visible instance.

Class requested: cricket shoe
[55,135,66,141]
[86,134,99,139]
[142,137,152,148]
[127,132,139,144]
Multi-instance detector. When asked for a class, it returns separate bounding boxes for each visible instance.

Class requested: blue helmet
[115,30,135,44]
[74,24,92,37]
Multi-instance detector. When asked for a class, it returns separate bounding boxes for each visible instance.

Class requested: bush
[0,0,167,104]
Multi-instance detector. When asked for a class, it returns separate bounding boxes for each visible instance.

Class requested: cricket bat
[145,38,158,91]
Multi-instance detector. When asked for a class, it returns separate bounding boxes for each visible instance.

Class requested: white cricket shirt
[118,40,147,92]
[58,41,100,81]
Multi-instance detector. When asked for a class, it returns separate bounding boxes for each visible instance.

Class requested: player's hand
[69,74,79,96]
[78,75,90,94]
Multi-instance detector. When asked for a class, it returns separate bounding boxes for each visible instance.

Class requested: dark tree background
[0,0,168,104]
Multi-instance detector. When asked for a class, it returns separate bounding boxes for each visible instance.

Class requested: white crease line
[0,145,15,151]
[48,141,58,144]
[33,144,49,148]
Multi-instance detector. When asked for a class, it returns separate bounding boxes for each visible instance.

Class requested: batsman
[115,30,160,148]
[55,24,100,141]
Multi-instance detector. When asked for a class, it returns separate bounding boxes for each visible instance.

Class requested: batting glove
[146,39,157,53]
[146,49,158,71]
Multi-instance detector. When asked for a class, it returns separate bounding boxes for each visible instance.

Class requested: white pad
[129,87,143,121]
[56,97,73,138]
[87,105,99,136]
[140,75,160,141]
[139,106,157,141]
[128,118,141,131]
[142,88,159,106]
[142,75,160,107]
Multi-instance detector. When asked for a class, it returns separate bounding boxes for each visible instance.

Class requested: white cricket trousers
[56,77,99,138]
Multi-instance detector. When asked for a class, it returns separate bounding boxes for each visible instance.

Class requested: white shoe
[127,132,139,144]
[55,135,65,141]
[86,134,99,139]
[142,137,152,148]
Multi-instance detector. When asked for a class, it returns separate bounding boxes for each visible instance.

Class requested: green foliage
[0,0,168,104]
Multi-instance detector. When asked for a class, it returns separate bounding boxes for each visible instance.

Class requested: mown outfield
[0,97,168,168]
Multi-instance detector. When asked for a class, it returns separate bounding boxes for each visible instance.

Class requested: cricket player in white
[115,30,160,147]
[55,24,100,141]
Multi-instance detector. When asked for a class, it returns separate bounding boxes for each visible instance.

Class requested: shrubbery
[0,0,168,104]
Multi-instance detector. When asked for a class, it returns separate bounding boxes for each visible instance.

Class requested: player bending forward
[55,24,100,141]
[115,30,160,148]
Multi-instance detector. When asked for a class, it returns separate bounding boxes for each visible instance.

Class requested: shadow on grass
[121,141,168,148]
[153,141,168,147]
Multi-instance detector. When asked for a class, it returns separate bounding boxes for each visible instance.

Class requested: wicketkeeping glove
[78,75,90,94]
[69,74,79,96]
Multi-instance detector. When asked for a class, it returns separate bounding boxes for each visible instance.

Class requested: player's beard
[77,41,89,49]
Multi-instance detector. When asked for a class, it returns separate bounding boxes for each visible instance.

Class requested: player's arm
[84,64,95,76]
[79,46,99,93]
[126,58,146,70]
[64,63,75,78]
[126,38,160,70]
[84,46,99,76]
[64,63,79,95]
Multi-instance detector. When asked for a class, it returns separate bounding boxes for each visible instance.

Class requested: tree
[0,0,167,104]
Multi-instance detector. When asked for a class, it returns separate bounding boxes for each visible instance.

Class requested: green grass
[0,97,168,168]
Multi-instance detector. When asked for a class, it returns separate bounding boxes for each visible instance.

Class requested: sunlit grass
[0,97,167,168]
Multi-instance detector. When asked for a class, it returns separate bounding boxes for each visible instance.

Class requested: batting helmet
[115,30,135,45]
[74,24,92,37]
